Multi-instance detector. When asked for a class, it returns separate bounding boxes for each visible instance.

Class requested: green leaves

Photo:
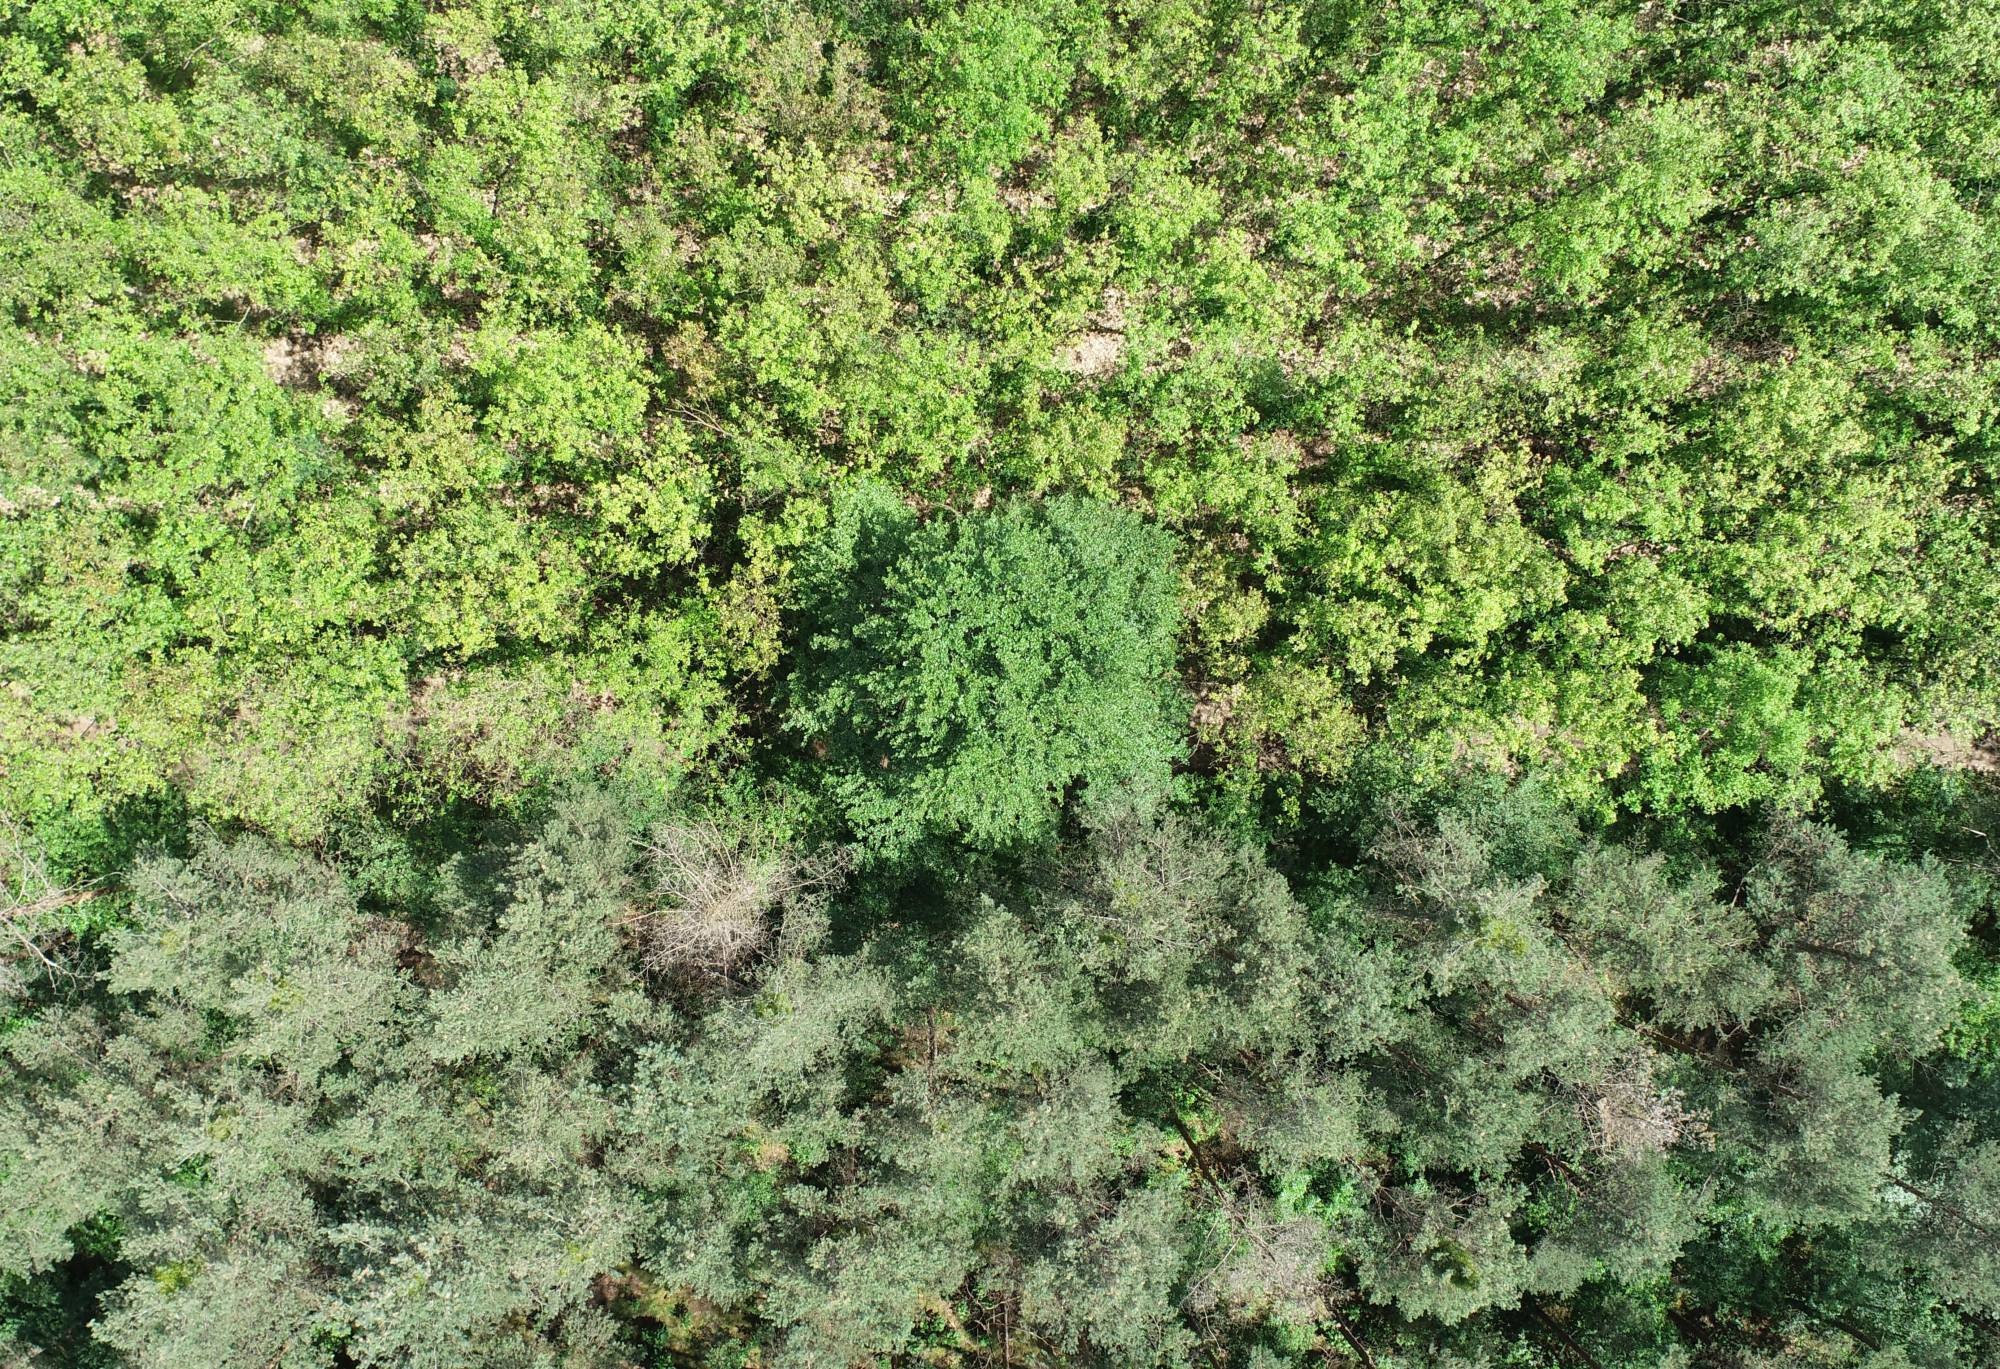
[3,777,1995,1366]
[791,490,1185,852]
[3,1,2000,1362]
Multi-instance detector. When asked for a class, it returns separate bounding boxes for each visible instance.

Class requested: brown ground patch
[261,333,355,389]
[1895,728,2000,775]
[1056,329,1124,378]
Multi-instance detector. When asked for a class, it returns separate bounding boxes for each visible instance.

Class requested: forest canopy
[3,0,2000,1365]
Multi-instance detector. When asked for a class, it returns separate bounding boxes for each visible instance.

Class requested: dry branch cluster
[625,822,846,981]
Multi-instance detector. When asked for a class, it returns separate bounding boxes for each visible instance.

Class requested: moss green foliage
[3,0,2000,1364]
[8,790,1995,1367]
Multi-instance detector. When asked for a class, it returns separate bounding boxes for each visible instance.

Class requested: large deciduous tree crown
[790,488,1185,851]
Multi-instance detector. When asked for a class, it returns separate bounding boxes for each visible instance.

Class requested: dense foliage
[3,0,1999,1364]
[791,489,1182,851]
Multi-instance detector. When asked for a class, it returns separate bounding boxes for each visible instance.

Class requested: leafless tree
[0,814,95,993]
[623,821,847,983]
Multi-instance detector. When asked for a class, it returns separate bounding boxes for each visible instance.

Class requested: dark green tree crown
[790,488,1185,852]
